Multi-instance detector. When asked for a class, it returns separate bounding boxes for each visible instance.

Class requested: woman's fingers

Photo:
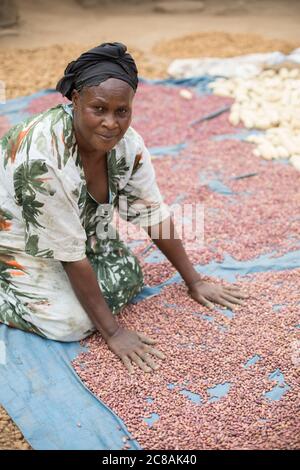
[221,293,244,305]
[123,347,165,374]
[137,332,157,345]
[143,345,166,360]
[224,287,249,299]
[198,295,215,310]
[121,355,134,374]
[129,352,152,373]
[216,298,237,310]
[136,350,159,371]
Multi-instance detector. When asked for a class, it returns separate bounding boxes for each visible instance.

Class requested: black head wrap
[56,42,138,100]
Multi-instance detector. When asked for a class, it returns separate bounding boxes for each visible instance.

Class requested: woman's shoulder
[0,104,75,169]
[2,103,69,141]
[117,126,145,160]
[122,126,144,146]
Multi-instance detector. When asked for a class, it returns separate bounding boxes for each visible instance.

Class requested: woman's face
[72,77,135,155]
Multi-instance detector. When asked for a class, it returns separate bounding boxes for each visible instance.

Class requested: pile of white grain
[209,68,300,170]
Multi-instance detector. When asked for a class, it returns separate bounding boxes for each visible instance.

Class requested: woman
[0,42,247,373]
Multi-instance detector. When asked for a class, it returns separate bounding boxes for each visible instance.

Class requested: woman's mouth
[96,133,118,141]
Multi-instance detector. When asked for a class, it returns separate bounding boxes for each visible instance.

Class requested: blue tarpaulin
[0,326,141,450]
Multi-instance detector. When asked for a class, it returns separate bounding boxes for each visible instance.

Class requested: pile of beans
[72,83,300,449]
[74,269,299,449]
[132,85,299,272]
[133,84,234,146]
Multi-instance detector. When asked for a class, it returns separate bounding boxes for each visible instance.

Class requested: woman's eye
[118,109,128,115]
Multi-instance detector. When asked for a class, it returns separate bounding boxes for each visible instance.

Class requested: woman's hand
[188,279,249,311]
[107,327,165,374]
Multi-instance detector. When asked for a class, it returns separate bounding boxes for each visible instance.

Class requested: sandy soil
[1,0,300,50]
[0,0,299,451]
[0,406,31,449]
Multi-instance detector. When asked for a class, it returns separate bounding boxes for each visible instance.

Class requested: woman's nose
[103,113,118,129]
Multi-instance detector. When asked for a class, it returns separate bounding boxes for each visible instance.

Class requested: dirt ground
[0,0,299,451]
[1,0,300,100]
[1,0,300,50]
[0,407,31,449]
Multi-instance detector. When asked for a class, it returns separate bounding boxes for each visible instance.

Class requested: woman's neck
[73,122,106,162]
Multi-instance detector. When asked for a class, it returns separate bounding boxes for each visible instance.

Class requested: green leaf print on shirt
[13,159,56,257]
[61,111,77,167]
[25,234,54,258]
[14,159,51,228]
[109,149,130,195]
[0,254,46,335]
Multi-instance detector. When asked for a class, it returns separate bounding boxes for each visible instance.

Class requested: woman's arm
[62,258,119,341]
[146,216,248,310]
[62,258,165,372]
[146,216,200,286]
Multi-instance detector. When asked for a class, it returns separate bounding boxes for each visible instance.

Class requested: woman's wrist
[105,325,123,339]
[99,322,120,342]
[184,272,203,290]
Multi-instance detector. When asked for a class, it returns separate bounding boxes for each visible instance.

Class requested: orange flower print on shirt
[0,218,11,231]
[5,259,24,270]
[10,128,30,163]
[133,153,143,173]
[0,208,13,231]
[9,271,25,276]
[0,255,25,277]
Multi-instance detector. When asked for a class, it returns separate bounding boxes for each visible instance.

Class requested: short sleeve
[118,134,170,228]
[14,159,87,262]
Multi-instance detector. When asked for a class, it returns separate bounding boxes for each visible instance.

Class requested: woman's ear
[72,89,80,110]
